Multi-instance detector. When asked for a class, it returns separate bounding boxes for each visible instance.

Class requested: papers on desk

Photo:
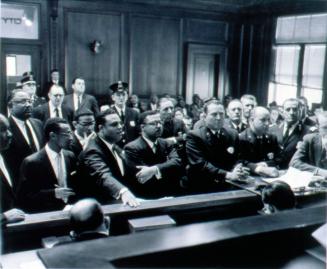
[312,223,327,248]
[264,167,314,189]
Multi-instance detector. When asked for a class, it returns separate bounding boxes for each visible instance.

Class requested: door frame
[1,44,41,115]
[185,43,227,104]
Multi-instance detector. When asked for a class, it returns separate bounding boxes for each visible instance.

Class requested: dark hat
[21,71,36,85]
[109,81,128,93]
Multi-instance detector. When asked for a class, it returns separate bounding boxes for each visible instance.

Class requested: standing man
[32,85,73,124]
[224,99,247,133]
[79,109,139,207]
[124,111,183,199]
[0,114,25,224]
[186,100,249,193]
[70,109,96,157]
[241,94,257,125]
[18,118,77,213]
[63,77,99,117]
[21,71,46,108]
[109,81,140,145]
[4,90,44,187]
[270,98,312,169]
[42,69,66,98]
[239,107,280,177]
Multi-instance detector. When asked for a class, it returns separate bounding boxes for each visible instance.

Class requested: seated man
[17,117,77,213]
[186,100,249,193]
[260,181,295,214]
[124,111,183,199]
[70,198,110,241]
[78,109,139,207]
[290,111,327,179]
[239,107,280,177]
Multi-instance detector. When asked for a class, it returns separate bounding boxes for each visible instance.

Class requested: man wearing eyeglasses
[4,90,44,187]
[124,111,183,199]
[79,109,140,207]
[21,71,46,108]
[17,117,77,213]
[70,109,96,157]
[32,85,73,124]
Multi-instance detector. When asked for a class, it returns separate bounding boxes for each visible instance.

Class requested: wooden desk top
[5,190,257,233]
[2,205,326,269]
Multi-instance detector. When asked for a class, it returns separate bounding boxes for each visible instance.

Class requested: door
[1,44,41,114]
[186,43,227,104]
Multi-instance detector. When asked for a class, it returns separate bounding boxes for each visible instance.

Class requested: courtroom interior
[1,0,327,268]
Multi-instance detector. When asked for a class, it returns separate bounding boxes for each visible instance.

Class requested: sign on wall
[1,3,39,39]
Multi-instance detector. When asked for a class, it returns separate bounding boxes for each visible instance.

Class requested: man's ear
[49,131,56,140]
[72,121,77,129]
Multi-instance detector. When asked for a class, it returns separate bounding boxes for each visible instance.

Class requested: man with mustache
[79,109,139,207]
[4,90,44,187]
[124,111,183,198]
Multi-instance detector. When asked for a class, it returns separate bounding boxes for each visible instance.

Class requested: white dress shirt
[49,102,63,118]
[45,144,67,187]
[283,122,298,137]
[114,105,125,118]
[142,135,162,179]
[12,116,40,151]
[0,154,12,187]
[73,93,83,111]
[74,130,95,149]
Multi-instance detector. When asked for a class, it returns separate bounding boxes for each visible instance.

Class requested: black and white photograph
[1,0,327,268]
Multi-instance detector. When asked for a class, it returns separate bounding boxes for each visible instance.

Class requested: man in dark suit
[290,111,327,178]
[269,98,312,169]
[124,111,183,199]
[3,90,44,187]
[186,100,249,193]
[240,94,257,125]
[17,118,77,213]
[41,69,66,98]
[32,85,73,124]
[239,107,280,177]
[70,109,96,157]
[78,109,139,207]
[224,99,247,133]
[0,114,25,224]
[63,77,99,117]
[109,81,140,145]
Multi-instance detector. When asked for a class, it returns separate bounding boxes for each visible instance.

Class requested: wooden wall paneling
[65,10,122,96]
[185,18,228,44]
[129,15,181,97]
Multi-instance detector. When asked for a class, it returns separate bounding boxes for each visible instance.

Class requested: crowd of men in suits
[1,70,327,224]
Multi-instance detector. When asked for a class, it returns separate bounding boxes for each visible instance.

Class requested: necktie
[283,124,290,143]
[236,126,240,133]
[112,144,125,176]
[55,108,60,117]
[56,153,67,202]
[120,110,125,123]
[152,142,157,154]
[25,121,37,152]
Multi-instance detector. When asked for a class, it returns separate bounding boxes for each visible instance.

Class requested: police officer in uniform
[109,81,140,146]
[21,71,46,108]
[239,107,280,177]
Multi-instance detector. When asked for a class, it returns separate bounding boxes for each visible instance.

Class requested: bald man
[224,99,247,133]
[239,106,281,177]
[70,198,109,241]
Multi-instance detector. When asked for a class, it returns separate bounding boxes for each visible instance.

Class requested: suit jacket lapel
[9,116,29,149]
[46,104,51,119]
[40,148,58,182]
[0,167,15,196]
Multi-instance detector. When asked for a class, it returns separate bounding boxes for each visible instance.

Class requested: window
[269,14,327,108]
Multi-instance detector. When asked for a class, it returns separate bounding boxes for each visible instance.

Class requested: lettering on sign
[2,17,22,24]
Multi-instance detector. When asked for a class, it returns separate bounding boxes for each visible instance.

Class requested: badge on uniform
[267,152,274,160]
[130,121,135,127]
[227,147,235,154]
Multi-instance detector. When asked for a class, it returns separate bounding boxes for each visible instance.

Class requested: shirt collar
[142,135,156,150]
[45,143,62,159]
[12,115,25,126]
[49,101,61,111]
[99,136,114,151]
[114,105,125,115]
